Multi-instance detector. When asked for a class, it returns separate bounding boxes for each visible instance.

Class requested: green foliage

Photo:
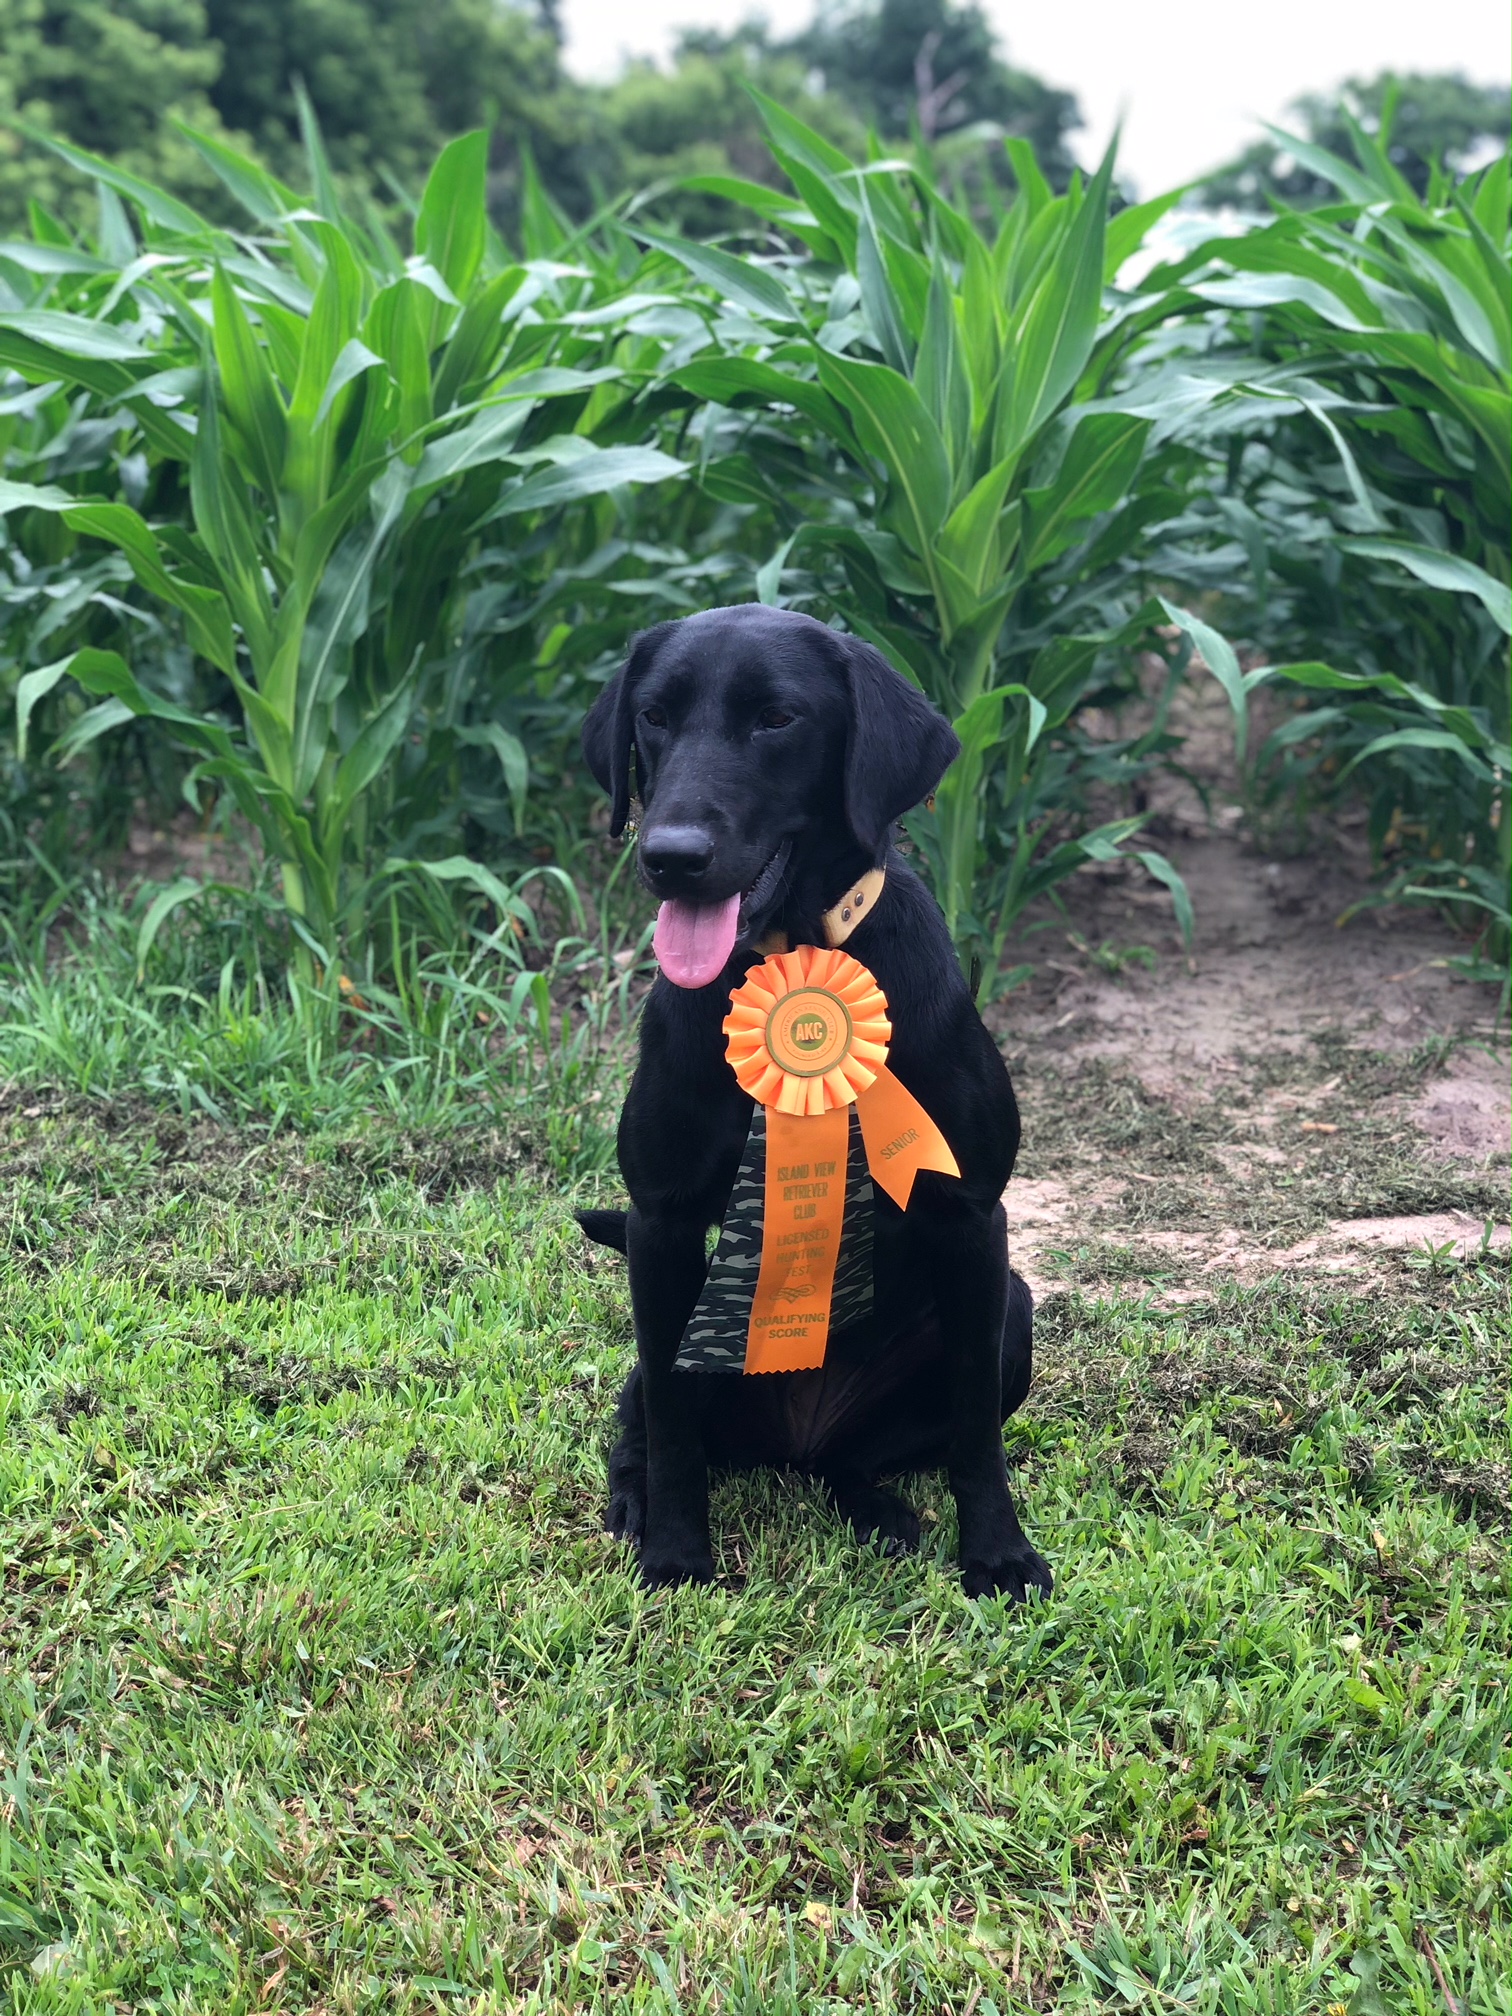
[1148,122,1510,971]
[793,0,1082,172]
[646,100,1217,989]
[0,117,692,970]
[0,0,595,238]
[199,0,598,226]
[0,0,1085,244]
[0,290,241,885]
[0,0,241,232]
[0,864,639,1144]
[2,85,1507,991]
[603,32,867,238]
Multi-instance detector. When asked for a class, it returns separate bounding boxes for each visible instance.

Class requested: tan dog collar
[822,864,886,946]
[755,865,885,956]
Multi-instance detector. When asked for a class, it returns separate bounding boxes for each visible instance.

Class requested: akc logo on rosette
[724,945,890,1114]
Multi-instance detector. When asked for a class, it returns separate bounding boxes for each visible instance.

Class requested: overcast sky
[561,0,1510,196]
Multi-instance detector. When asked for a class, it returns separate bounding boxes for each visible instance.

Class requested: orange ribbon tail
[720,946,960,1372]
[744,1104,849,1374]
[855,1064,960,1209]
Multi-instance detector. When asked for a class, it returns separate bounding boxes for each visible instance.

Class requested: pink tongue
[654,894,741,989]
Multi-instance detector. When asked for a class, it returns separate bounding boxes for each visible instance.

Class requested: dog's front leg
[625,1205,714,1587]
[923,1200,1053,1602]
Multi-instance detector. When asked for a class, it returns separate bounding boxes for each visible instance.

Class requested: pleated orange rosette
[723,944,891,1116]
[722,946,959,1374]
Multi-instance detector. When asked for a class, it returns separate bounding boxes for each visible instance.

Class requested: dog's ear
[837,635,960,855]
[581,623,675,837]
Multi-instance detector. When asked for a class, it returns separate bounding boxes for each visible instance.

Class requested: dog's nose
[639,824,716,880]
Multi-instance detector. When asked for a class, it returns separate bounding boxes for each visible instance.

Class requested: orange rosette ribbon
[722,945,959,1374]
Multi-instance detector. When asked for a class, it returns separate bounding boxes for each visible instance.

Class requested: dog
[575,604,1050,1601]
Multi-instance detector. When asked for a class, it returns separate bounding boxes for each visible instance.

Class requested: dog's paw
[638,1544,715,1590]
[837,1485,921,1558]
[961,1542,1053,1603]
[605,1476,647,1544]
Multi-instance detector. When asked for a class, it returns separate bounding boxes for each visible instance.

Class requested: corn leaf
[416,131,489,298]
[1160,600,1249,756]
[458,722,530,832]
[133,877,205,979]
[57,648,240,759]
[66,503,238,674]
[431,267,527,413]
[190,386,274,671]
[0,309,149,363]
[211,267,288,501]
[634,223,795,324]
[481,444,687,521]
[816,352,952,556]
[28,125,210,235]
[914,257,972,477]
[1023,412,1150,567]
[746,88,859,261]
[856,195,912,376]
[1341,537,1512,634]
[325,672,421,835]
[994,141,1116,460]
[671,356,852,440]
[937,461,1018,596]
[174,121,303,224]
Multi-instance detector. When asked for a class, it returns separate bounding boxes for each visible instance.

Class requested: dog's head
[581,606,958,986]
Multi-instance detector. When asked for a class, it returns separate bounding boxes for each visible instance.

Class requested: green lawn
[3,1092,1506,2014]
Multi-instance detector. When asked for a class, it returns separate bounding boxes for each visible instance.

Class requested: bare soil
[992,782,1507,1304]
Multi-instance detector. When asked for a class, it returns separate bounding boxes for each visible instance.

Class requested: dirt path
[992,823,1507,1303]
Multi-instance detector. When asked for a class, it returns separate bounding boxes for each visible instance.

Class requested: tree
[0,0,601,237]
[1200,71,1511,208]
[200,0,593,210]
[792,0,1081,182]
[592,5,1084,235]
[604,28,866,234]
[0,0,239,232]
[0,0,1086,242]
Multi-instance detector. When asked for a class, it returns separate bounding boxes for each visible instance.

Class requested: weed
[1066,934,1160,978]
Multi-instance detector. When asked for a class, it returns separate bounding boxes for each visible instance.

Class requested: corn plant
[1144,121,1509,973]
[631,98,1227,986]
[0,334,193,875]
[1,117,687,972]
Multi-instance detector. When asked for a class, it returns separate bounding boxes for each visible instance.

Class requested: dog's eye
[756,708,794,731]
[640,705,668,730]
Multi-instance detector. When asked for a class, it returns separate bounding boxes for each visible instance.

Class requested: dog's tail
[575,1207,629,1253]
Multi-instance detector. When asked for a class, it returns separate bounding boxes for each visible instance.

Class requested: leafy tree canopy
[0,0,596,234]
[0,0,235,228]
[793,0,1081,179]
[0,0,1084,238]
[626,0,1085,215]
[605,26,867,233]
[200,0,595,211]
[1200,70,1511,207]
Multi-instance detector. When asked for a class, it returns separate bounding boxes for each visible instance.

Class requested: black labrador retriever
[576,604,1050,1601]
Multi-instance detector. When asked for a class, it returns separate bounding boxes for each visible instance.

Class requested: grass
[3,1092,1506,2014]
[0,880,643,1159]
